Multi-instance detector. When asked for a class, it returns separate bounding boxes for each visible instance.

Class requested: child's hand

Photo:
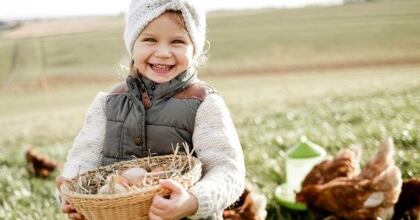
[61,200,85,220]
[149,179,198,220]
[56,176,85,220]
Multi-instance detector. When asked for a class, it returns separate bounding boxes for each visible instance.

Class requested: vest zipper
[137,78,152,109]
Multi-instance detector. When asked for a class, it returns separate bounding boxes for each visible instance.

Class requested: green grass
[206,1,420,71]
[1,0,420,219]
[1,30,126,83]
[43,29,126,77]
[0,67,419,219]
[0,39,15,81]
[1,0,420,82]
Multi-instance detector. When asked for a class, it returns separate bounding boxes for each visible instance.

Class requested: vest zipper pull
[138,79,152,109]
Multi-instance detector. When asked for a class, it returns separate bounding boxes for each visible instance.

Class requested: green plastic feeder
[286,137,326,159]
[275,137,327,210]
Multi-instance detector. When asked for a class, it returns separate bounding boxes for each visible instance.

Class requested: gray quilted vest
[102,70,216,166]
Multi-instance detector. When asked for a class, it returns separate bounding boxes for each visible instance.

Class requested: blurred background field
[2,1,420,84]
[0,0,419,219]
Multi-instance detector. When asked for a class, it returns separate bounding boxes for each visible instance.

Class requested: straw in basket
[60,154,202,220]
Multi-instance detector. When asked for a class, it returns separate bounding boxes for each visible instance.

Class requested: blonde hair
[129,60,137,76]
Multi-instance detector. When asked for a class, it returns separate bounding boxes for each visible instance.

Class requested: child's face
[132,12,194,84]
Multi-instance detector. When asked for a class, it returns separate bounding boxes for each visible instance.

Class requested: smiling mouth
[149,64,175,72]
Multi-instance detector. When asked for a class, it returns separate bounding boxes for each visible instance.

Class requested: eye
[142,37,156,42]
[172,39,185,44]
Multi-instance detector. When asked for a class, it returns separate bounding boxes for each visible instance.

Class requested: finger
[223,210,237,218]
[148,211,163,220]
[68,212,84,220]
[149,205,166,216]
[159,179,183,194]
[152,194,172,210]
[55,176,70,191]
[56,176,64,188]
[56,176,69,189]
[61,199,70,209]
[62,204,76,213]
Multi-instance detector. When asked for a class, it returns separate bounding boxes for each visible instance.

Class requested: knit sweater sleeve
[188,94,246,219]
[61,92,107,178]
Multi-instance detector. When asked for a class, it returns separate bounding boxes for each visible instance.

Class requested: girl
[55,0,245,219]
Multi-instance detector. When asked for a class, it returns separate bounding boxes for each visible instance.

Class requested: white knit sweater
[59,92,245,219]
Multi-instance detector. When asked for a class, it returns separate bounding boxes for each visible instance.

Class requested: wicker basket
[60,155,202,220]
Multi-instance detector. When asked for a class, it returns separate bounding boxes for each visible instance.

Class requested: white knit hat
[124,0,206,60]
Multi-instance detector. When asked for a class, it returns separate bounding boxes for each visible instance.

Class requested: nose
[153,45,172,58]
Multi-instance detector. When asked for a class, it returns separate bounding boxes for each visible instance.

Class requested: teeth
[152,64,172,71]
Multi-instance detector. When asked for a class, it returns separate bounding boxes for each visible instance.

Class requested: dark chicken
[392,178,420,220]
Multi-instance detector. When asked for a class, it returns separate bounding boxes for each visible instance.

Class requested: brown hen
[297,138,402,220]
[25,146,60,178]
[223,181,267,220]
[301,145,361,187]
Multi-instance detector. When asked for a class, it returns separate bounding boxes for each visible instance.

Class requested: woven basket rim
[60,155,201,200]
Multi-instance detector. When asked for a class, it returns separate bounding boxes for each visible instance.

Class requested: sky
[0,0,344,21]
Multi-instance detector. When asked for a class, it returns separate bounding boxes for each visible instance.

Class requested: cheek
[187,45,194,57]
[183,46,194,64]
[132,43,150,62]
[133,51,148,67]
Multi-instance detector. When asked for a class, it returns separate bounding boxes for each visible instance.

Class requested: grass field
[1,0,420,219]
[1,1,420,82]
[1,67,419,219]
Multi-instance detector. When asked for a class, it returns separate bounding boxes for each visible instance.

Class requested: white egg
[121,167,148,184]
[98,183,128,194]
[106,174,130,186]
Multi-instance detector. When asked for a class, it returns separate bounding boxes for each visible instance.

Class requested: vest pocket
[105,95,132,122]
[103,120,123,160]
